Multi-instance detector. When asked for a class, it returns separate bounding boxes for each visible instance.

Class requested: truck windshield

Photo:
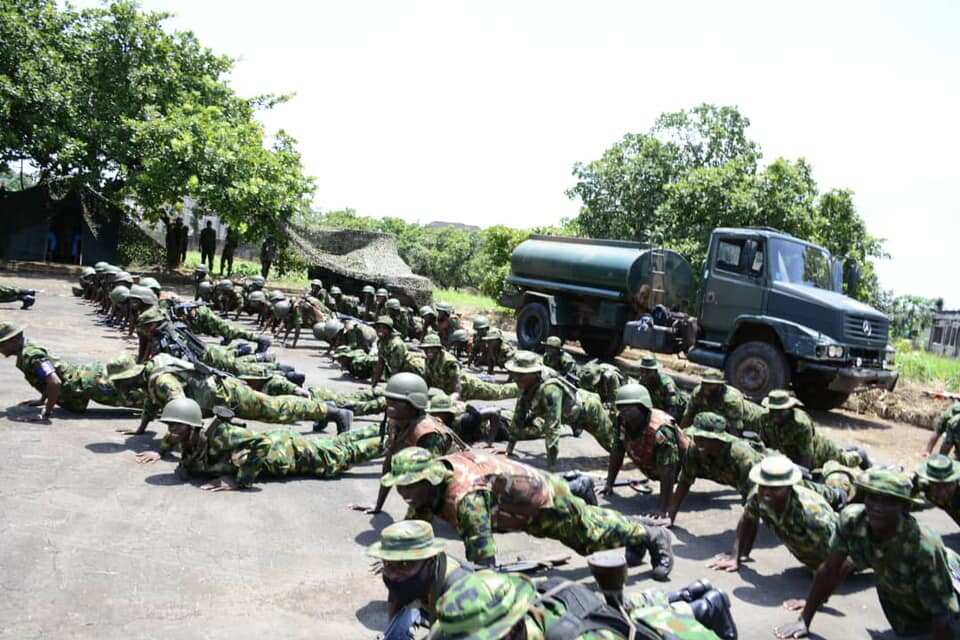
[769,239,835,291]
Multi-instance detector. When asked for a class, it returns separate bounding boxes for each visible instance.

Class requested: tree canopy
[567,104,886,302]
[0,0,313,238]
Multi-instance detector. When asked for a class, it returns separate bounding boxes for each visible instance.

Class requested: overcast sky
[78,0,959,306]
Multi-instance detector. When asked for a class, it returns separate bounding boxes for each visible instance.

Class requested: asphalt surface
[0,273,955,640]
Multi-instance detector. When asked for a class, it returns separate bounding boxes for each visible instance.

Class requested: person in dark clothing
[260,238,276,279]
[220,226,238,276]
[178,218,189,265]
[164,218,178,269]
[199,220,217,272]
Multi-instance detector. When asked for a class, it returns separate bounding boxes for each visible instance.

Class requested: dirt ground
[0,273,955,640]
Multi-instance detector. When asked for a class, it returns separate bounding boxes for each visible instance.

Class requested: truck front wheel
[516,302,551,351]
[794,375,851,411]
[580,329,625,361]
[724,341,789,402]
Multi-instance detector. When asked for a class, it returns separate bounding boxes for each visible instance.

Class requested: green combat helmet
[384,372,430,410]
[159,397,204,429]
[247,290,267,305]
[0,322,24,344]
[269,290,285,302]
[310,278,323,289]
[435,302,453,315]
[374,315,395,330]
[250,275,266,288]
[614,383,653,410]
[386,298,402,312]
[112,271,134,286]
[367,519,446,562]
[329,286,342,296]
[273,300,291,319]
[381,446,449,487]
[322,319,344,340]
[421,333,443,349]
[127,285,158,307]
[198,281,214,298]
[472,315,489,331]
[481,328,503,342]
[217,279,234,291]
[450,329,469,346]
[109,286,131,305]
[94,261,109,272]
[376,287,389,298]
[362,284,376,296]
[420,305,437,318]
[689,412,734,443]
[428,570,537,640]
[140,277,161,295]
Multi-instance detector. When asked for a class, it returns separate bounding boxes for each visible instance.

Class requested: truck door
[699,235,765,344]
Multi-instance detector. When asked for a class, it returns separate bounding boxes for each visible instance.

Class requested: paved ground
[0,273,955,640]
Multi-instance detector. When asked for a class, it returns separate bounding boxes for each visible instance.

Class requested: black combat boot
[321,406,353,434]
[625,525,674,581]
[256,335,272,353]
[234,343,254,357]
[20,292,36,309]
[285,371,306,386]
[668,579,714,603]
[689,589,738,640]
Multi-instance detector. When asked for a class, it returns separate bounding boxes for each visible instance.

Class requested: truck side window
[747,240,764,276]
[715,240,744,273]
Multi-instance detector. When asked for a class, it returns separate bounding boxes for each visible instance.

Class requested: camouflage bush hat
[367,519,446,561]
[428,570,537,640]
[450,329,469,345]
[472,315,489,331]
[916,455,960,484]
[542,336,563,350]
[638,354,660,370]
[614,383,653,409]
[762,390,803,410]
[159,397,204,428]
[428,392,459,415]
[505,351,542,375]
[374,315,394,330]
[137,306,167,327]
[689,412,735,443]
[381,446,449,487]
[749,455,802,487]
[817,460,858,501]
[0,322,24,344]
[855,467,924,505]
[106,355,137,377]
[421,333,443,349]
[109,286,130,305]
[386,298,402,311]
[481,328,503,342]
[109,363,145,382]
[701,370,726,385]
[419,305,437,318]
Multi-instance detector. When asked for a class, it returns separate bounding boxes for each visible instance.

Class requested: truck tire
[795,375,851,411]
[516,302,551,351]
[724,341,789,402]
[580,329,625,361]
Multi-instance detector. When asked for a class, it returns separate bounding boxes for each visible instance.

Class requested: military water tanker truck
[501,228,898,409]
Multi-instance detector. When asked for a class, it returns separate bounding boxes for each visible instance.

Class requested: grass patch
[182,251,309,288]
[894,345,960,392]
[432,287,509,315]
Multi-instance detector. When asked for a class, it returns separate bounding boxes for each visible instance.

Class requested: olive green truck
[501,228,898,409]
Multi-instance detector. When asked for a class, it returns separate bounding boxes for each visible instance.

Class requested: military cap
[159,397,204,429]
[374,315,394,329]
[916,455,960,484]
[421,333,443,349]
[362,285,376,295]
[329,286,342,296]
[428,570,537,640]
[428,392,460,415]
[472,315,490,331]
[376,288,389,298]
[247,291,267,304]
[384,372,430,410]
[762,390,803,410]
[435,302,453,315]
[481,328,503,342]
[542,336,563,350]
[701,370,726,385]
[419,305,437,318]
[109,285,130,305]
[689,412,735,442]
[749,455,802,487]
[614,383,653,409]
[637,354,660,370]
[855,467,924,504]
[504,351,542,374]
[450,329,469,345]
[269,290,285,302]
[0,322,24,344]
[367,520,446,561]
[386,298,402,311]
[381,446,449,487]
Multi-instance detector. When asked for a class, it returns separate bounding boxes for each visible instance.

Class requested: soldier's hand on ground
[26,412,52,423]
[135,451,161,464]
[347,504,381,515]
[706,553,739,572]
[782,599,806,612]
[640,513,670,526]
[596,485,612,497]
[368,560,383,575]
[200,475,239,492]
[774,620,809,638]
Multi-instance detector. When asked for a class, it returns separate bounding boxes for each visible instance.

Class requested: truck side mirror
[843,259,860,294]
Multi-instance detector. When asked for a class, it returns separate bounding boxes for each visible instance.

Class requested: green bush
[117,221,165,268]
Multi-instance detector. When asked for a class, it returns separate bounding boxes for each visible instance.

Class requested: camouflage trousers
[197,311,258,343]
[309,386,386,417]
[58,363,144,413]
[0,284,23,303]
[293,424,384,478]
[572,391,617,453]
[459,373,518,401]
[503,411,552,449]
[625,591,720,639]
[219,377,327,423]
[526,475,650,557]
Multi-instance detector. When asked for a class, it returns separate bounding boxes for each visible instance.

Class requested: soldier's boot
[19,291,36,310]
[505,440,517,457]
[562,470,597,506]
[319,406,353,434]
[667,579,713,603]
[689,589,738,640]
[234,343,254,357]
[847,446,873,470]
[570,425,583,438]
[545,445,559,470]
[256,335,272,353]
[625,525,674,581]
[255,351,277,363]
[284,371,306,387]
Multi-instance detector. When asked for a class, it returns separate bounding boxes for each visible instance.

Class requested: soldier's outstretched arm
[774,553,849,638]
[603,443,626,495]
[925,430,942,457]
[456,491,497,566]
[667,479,692,526]
[708,510,757,573]
[35,372,61,422]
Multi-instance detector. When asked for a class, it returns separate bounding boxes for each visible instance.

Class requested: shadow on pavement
[355,600,388,632]
[353,512,397,547]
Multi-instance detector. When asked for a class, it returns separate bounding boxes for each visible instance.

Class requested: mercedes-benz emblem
[862,319,872,336]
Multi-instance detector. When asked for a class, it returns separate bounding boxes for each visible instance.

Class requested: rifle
[924,390,960,402]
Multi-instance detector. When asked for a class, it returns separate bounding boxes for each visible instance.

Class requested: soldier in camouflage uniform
[110,354,352,435]
[708,456,851,611]
[542,336,580,379]
[775,468,960,640]
[925,401,960,457]
[419,305,439,340]
[577,360,630,405]
[422,334,518,402]
[604,384,686,518]
[467,315,490,366]
[384,298,411,339]
[435,302,462,349]
[428,566,735,639]
[371,316,426,387]
[679,371,752,436]
[134,398,382,490]
[213,279,242,317]
[507,352,616,469]
[175,302,269,350]
[279,294,332,348]
[915,455,960,528]
[382,446,675,579]
[428,392,510,444]
[636,355,688,419]
[0,323,145,422]
[758,390,866,471]
[319,318,377,355]
[334,346,378,381]
[481,328,515,374]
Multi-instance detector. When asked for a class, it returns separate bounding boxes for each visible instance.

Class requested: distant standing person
[178,218,189,265]
[220,226,238,276]
[199,220,217,272]
[164,217,178,269]
[260,238,276,278]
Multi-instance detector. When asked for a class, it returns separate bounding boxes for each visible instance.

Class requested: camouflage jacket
[424,350,462,394]
[830,505,960,635]
[758,408,857,469]
[643,371,687,417]
[743,484,840,570]
[188,305,232,337]
[344,350,377,380]
[15,342,136,412]
[680,438,763,497]
[378,334,425,377]
[201,344,275,377]
[543,350,579,378]
[682,385,747,434]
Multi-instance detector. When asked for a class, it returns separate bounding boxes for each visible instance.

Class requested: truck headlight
[827,345,845,359]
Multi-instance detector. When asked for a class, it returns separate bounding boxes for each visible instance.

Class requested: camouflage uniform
[15,342,141,412]
[307,385,386,417]
[578,361,629,405]
[186,305,258,343]
[743,484,841,570]
[484,340,515,372]
[935,403,960,449]
[0,283,26,303]
[641,370,688,419]
[424,345,518,401]
[758,407,861,469]
[543,349,579,378]
[387,308,412,339]
[511,376,617,455]
[173,422,383,487]
[378,334,426,377]
[681,383,748,435]
[200,344,278,378]
[341,349,377,380]
[831,504,960,636]
[459,372,518,401]
[423,347,463,393]
[679,437,763,498]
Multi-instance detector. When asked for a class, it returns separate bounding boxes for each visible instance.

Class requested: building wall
[928,313,960,358]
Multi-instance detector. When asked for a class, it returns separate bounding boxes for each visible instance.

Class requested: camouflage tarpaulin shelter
[285,223,433,307]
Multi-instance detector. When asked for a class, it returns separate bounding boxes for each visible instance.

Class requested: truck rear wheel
[795,375,851,411]
[580,329,624,361]
[516,302,551,351]
[724,341,789,402]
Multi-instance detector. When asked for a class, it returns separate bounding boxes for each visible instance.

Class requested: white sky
[76,0,960,306]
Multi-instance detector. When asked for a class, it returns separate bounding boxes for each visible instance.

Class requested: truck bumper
[800,363,899,394]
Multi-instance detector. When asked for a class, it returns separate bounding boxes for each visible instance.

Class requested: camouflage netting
[284,222,433,307]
